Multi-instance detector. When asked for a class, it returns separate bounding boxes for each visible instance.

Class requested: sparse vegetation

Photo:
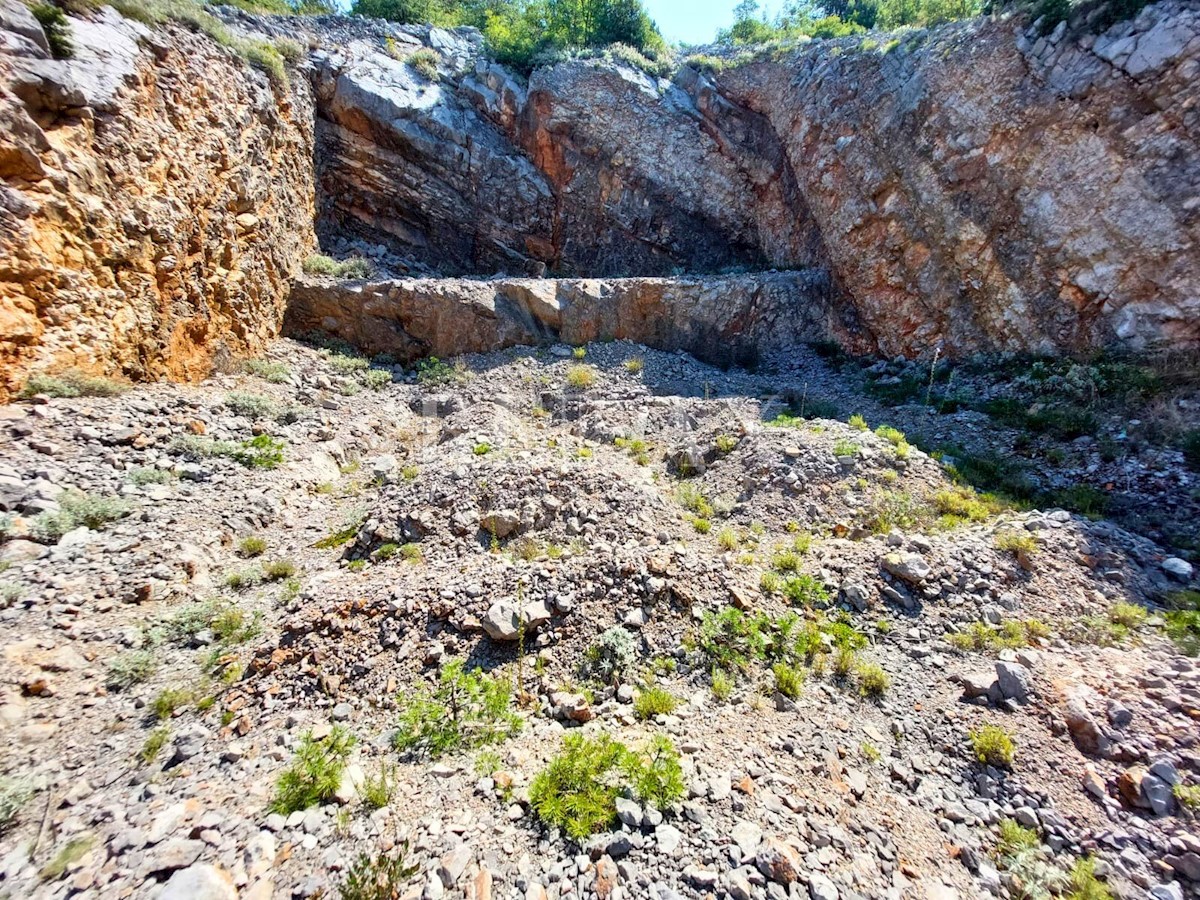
[20,369,125,398]
[565,364,596,390]
[32,491,131,541]
[0,777,32,834]
[338,846,419,900]
[171,434,285,469]
[393,661,522,758]
[225,391,278,419]
[243,358,291,383]
[995,530,1038,556]
[271,726,357,815]
[303,254,373,279]
[39,835,95,881]
[634,685,679,719]
[360,765,396,810]
[856,661,890,698]
[970,724,1015,768]
[407,47,440,78]
[239,535,267,557]
[107,650,156,691]
[140,726,171,764]
[582,626,636,686]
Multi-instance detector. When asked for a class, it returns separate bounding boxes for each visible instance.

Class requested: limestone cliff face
[305,3,1200,356]
[0,2,315,400]
[712,2,1200,356]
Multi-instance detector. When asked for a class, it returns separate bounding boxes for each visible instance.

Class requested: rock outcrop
[0,2,316,400]
[284,271,836,368]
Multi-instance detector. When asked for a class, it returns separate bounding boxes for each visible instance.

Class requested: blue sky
[644,0,784,46]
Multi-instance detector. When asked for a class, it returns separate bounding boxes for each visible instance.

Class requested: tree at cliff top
[718,0,982,42]
[350,0,666,71]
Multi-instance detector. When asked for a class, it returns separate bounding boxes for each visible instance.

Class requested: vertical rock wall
[0,4,316,400]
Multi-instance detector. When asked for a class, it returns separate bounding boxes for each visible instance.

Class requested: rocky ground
[0,339,1198,900]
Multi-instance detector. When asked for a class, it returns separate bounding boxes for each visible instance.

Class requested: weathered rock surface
[0,3,315,400]
[284,271,834,368]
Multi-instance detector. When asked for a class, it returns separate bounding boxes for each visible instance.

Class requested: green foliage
[243,358,292,383]
[239,535,267,557]
[338,847,419,900]
[140,726,171,764]
[675,483,714,518]
[1066,856,1113,900]
[997,818,1040,857]
[0,777,32,834]
[529,733,683,841]
[1164,591,1200,656]
[171,434,285,469]
[970,724,1015,768]
[271,726,357,815]
[303,254,373,279]
[360,765,396,810]
[581,627,636,684]
[31,3,73,58]
[772,661,804,699]
[698,607,766,673]
[39,835,95,881]
[1174,782,1200,811]
[1108,601,1146,629]
[856,661,889,697]
[20,369,125,398]
[948,620,1048,653]
[127,466,174,485]
[393,660,521,758]
[634,686,679,719]
[994,530,1037,555]
[711,666,733,701]
[780,573,829,607]
[241,39,288,87]
[106,650,156,691]
[566,364,596,390]
[32,491,131,541]
[225,391,278,419]
[151,688,190,721]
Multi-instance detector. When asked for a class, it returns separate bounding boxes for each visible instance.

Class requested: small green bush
[20,369,125,398]
[565,365,596,390]
[32,491,131,541]
[848,414,868,431]
[338,846,418,900]
[243,358,291,383]
[711,666,733,701]
[239,536,267,557]
[583,626,637,685]
[772,662,804,699]
[856,661,890,698]
[151,688,191,721]
[303,254,373,279]
[360,765,395,810]
[30,3,73,58]
[107,650,156,691]
[271,726,356,815]
[407,47,439,78]
[996,817,1040,858]
[127,467,174,485]
[1174,782,1200,811]
[634,686,679,720]
[970,724,1015,768]
[415,356,465,386]
[1066,856,1113,900]
[171,434,285,469]
[529,733,683,841]
[624,357,644,374]
[263,559,296,581]
[393,661,521,758]
[995,531,1037,555]
[1164,591,1200,656]
[0,777,32,834]
[140,727,170,764]
[225,392,277,419]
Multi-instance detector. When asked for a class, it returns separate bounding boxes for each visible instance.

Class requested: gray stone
[881,552,931,585]
[995,661,1033,704]
[158,864,237,900]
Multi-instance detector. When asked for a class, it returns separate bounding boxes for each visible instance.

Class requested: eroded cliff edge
[0,2,316,400]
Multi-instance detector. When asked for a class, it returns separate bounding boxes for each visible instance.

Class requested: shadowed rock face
[284,271,838,369]
[0,3,316,401]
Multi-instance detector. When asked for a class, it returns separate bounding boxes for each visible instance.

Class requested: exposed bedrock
[284,272,838,369]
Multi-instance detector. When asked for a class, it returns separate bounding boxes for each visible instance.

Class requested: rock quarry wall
[1,1,1198,399]
[284,271,839,369]
[0,1,316,401]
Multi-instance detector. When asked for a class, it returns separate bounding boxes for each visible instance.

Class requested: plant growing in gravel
[691,516,711,534]
[832,645,856,678]
[623,357,644,374]
[151,688,190,721]
[626,734,685,811]
[210,606,262,646]
[856,662,890,698]
[32,491,131,541]
[171,434,285,469]
[414,356,466,386]
[717,527,739,551]
[1108,601,1146,630]
[238,535,267,557]
[225,391,277,419]
[714,433,738,454]
[1174,782,1200,811]
[224,568,263,590]
[582,626,637,685]
[572,346,587,359]
[848,414,868,431]
[675,483,714,518]
[565,364,596,390]
[970,724,1015,768]
[0,777,32,834]
[772,662,804,700]
[107,650,156,691]
[393,661,521,758]
[19,370,125,399]
[698,608,765,673]
[140,727,170,764]
[242,358,291,383]
[932,485,1003,528]
[994,819,1067,899]
[759,571,783,594]
[711,666,733,701]
[832,439,859,458]
[338,846,419,900]
[360,765,396,811]
[634,686,679,720]
[1066,856,1113,900]
[860,742,881,763]
[127,466,174,485]
[272,726,357,815]
[328,352,370,374]
[473,442,492,455]
[264,559,296,581]
[781,574,829,607]
[39,835,96,881]
[994,531,1038,556]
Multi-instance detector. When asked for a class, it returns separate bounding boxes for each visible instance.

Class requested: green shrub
[241,39,288,87]
[30,3,73,58]
[0,777,32,834]
[634,686,679,720]
[32,491,131,541]
[171,434,285,469]
[360,765,395,810]
[675,483,713,518]
[151,688,191,721]
[414,356,465,386]
[338,846,419,900]
[243,358,291,383]
[271,726,356,815]
[856,661,890,698]
[565,365,596,390]
[698,607,765,673]
[772,662,803,699]
[263,559,296,581]
[529,733,683,841]
[1108,601,1146,630]
[239,536,267,557]
[994,531,1037,555]
[39,835,95,881]
[19,369,125,398]
[303,254,373,279]
[1174,782,1200,811]
[407,47,439,78]
[848,414,868,431]
[997,817,1040,857]
[781,574,829,607]
[393,661,521,758]
[363,368,392,390]
[1066,856,1113,900]
[127,466,174,485]
[225,392,277,419]
[1164,591,1200,656]
[970,724,1015,768]
[711,666,733,701]
[140,727,170,764]
[833,439,859,458]
[624,356,644,374]
[107,650,156,691]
